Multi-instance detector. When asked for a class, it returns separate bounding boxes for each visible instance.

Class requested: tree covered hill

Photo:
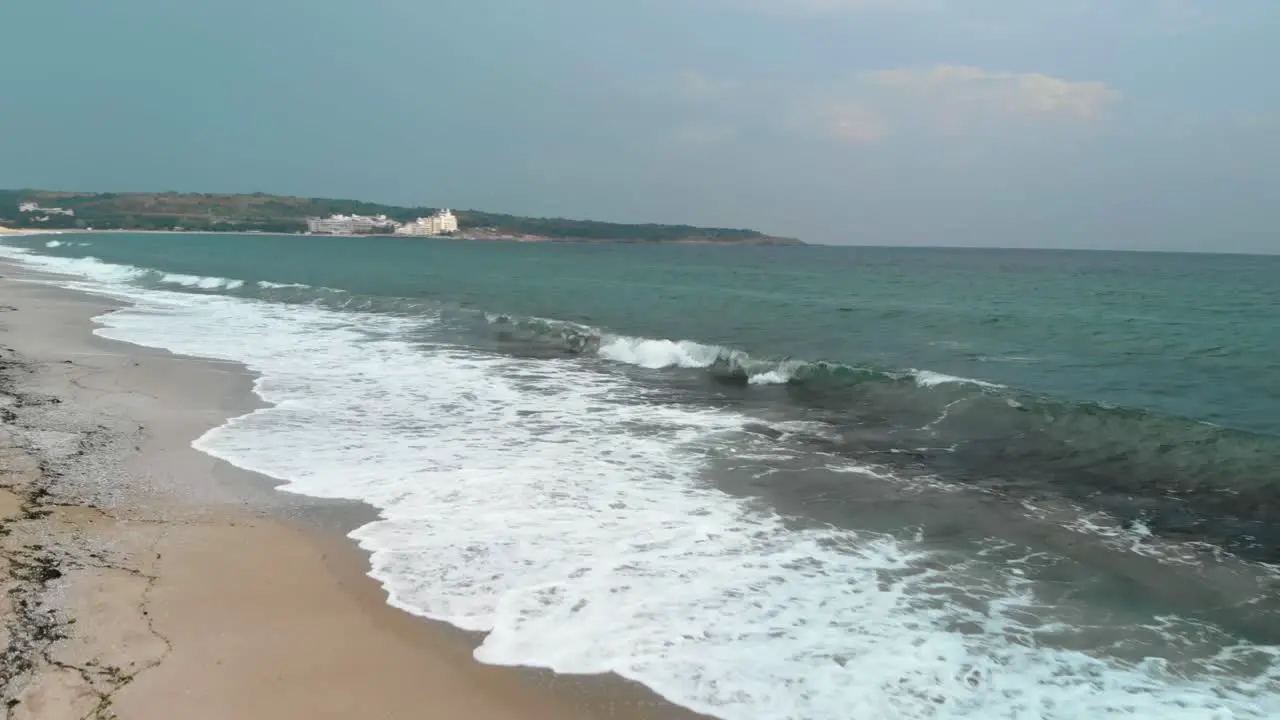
[0,189,802,244]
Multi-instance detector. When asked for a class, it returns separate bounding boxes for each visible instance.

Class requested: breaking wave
[480,312,1280,563]
[159,272,245,291]
[4,245,1278,564]
[487,313,1003,391]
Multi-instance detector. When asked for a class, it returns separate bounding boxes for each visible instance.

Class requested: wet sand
[0,267,704,719]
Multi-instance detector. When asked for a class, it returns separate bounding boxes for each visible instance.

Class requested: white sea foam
[257,280,311,290]
[45,240,64,248]
[593,334,1006,392]
[2,252,149,287]
[594,336,800,385]
[912,369,1004,390]
[597,334,796,387]
[1020,499,1270,574]
[4,244,1279,720]
[597,335,725,369]
[158,272,245,291]
[747,369,791,385]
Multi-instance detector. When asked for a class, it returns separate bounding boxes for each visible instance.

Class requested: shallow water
[4,234,1279,718]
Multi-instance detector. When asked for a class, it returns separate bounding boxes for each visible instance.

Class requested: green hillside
[0,189,802,244]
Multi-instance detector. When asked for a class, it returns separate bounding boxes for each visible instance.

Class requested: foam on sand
[3,244,1278,720]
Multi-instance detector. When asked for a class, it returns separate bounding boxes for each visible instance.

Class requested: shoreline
[0,228,60,237]
[0,225,804,245]
[0,265,705,719]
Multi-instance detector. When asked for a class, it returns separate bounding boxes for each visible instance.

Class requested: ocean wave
[5,244,1280,718]
[597,335,727,369]
[45,239,64,248]
[159,273,245,291]
[9,245,1280,562]
[479,312,1280,563]
[486,314,1003,392]
[912,369,1004,389]
[256,280,311,290]
[30,254,150,285]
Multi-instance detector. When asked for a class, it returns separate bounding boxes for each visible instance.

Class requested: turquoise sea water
[5,233,1280,719]
[26,234,1280,432]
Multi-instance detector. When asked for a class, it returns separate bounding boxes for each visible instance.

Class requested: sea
[3,233,1279,719]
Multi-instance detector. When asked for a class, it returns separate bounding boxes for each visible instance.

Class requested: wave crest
[159,273,245,290]
[484,313,1001,392]
[597,336,728,369]
[477,312,1280,561]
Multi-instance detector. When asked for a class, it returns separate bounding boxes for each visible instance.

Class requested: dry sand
[0,267,704,719]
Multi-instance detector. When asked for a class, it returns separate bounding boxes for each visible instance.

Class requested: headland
[0,190,803,245]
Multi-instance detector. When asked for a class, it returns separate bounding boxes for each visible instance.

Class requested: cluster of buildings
[305,213,396,235]
[305,209,458,237]
[394,209,459,236]
[18,202,76,222]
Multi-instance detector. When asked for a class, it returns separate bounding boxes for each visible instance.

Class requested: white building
[19,202,74,216]
[394,209,459,237]
[306,214,397,235]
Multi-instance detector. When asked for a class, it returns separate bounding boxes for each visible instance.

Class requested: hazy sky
[2,1,1277,251]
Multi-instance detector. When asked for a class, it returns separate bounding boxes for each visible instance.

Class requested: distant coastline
[0,226,799,246]
[0,189,804,245]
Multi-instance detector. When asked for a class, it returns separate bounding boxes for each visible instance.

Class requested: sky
[1,0,1278,252]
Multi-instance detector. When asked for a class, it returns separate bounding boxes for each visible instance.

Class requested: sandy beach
[0,265,703,719]
[0,228,51,236]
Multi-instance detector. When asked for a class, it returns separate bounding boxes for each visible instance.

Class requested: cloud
[650,65,1117,151]
[862,65,1120,122]
[823,101,890,143]
[675,70,740,103]
[674,123,739,145]
[804,65,1119,146]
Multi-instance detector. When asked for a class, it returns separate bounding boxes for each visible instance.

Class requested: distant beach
[0,226,57,236]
